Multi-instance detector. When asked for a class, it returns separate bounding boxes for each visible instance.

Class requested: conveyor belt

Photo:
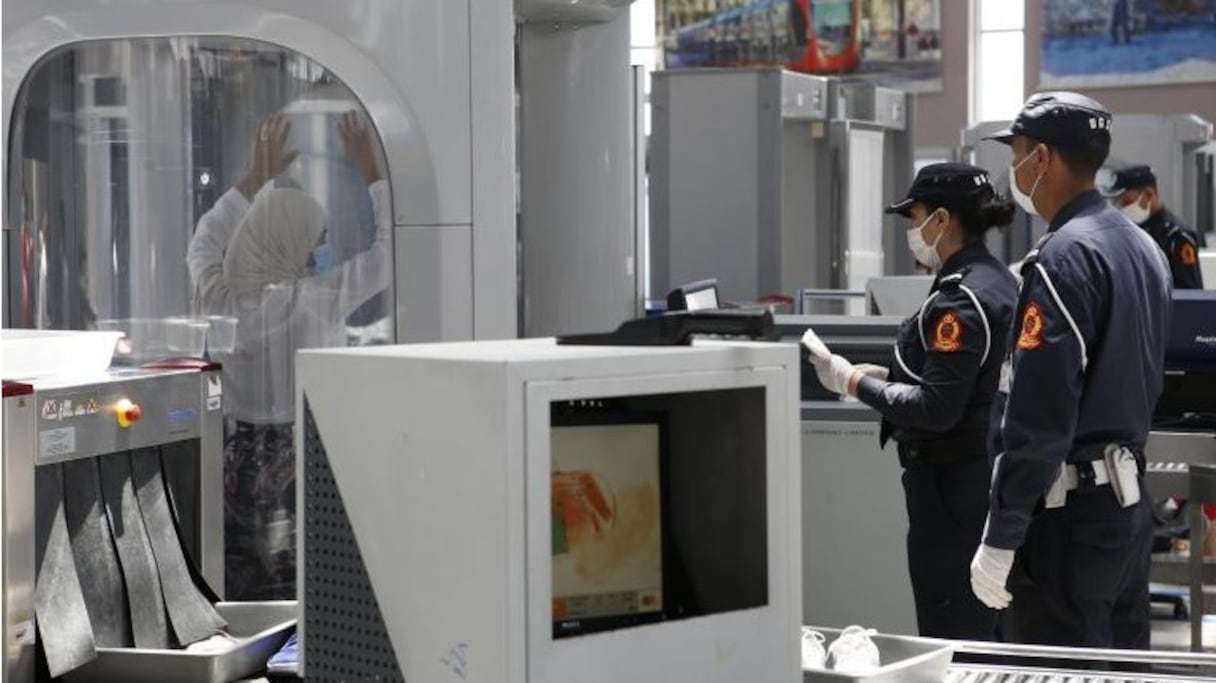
[947,665,1212,683]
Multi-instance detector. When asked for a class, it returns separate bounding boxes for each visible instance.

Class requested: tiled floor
[1151,592,1216,652]
[1153,617,1216,651]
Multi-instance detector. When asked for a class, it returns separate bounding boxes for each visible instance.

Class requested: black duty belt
[1066,443,1147,481]
[898,432,989,469]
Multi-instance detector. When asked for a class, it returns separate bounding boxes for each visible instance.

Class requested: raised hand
[337,111,383,185]
[238,113,297,199]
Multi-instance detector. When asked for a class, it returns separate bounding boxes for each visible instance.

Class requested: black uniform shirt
[857,240,1018,447]
[1143,208,1204,290]
[983,190,1172,550]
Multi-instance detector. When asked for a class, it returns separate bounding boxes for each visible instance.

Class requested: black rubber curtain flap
[37,450,225,676]
[63,458,133,648]
[34,464,98,677]
[98,453,175,649]
[131,448,227,643]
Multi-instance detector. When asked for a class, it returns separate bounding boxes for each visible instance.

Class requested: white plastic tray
[803,626,954,683]
[97,318,210,363]
[0,329,121,380]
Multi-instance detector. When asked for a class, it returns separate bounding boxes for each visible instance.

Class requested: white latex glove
[970,544,1015,609]
[853,363,889,381]
[814,354,857,396]
[801,328,832,367]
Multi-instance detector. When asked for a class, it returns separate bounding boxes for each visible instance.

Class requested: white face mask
[1009,148,1044,218]
[907,210,945,271]
[1119,195,1151,225]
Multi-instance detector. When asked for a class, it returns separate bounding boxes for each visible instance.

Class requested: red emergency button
[114,398,142,428]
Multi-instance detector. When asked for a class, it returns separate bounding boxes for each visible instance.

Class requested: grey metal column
[519,11,636,337]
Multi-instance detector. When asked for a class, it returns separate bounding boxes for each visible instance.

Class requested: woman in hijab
[187,111,389,599]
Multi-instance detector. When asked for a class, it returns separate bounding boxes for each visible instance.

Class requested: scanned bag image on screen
[551,413,668,638]
[546,390,770,640]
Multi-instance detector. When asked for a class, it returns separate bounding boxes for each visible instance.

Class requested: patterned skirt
[223,418,296,601]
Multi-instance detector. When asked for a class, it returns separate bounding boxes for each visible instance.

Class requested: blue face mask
[309,243,334,276]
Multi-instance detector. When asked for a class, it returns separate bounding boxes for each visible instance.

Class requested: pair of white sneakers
[800,626,881,674]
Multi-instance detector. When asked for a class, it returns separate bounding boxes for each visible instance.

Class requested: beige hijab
[223,188,327,300]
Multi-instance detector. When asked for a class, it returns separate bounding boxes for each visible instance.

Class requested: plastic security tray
[803,626,954,683]
[63,601,296,683]
[0,329,121,379]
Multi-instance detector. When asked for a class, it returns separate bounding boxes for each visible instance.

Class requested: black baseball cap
[884,163,993,217]
[1099,164,1156,197]
[983,91,1112,152]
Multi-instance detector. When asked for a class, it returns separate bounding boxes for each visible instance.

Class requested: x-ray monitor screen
[551,414,666,638]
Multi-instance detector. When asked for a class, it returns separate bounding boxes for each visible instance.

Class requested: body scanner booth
[649,70,915,313]
[3,0,517,341]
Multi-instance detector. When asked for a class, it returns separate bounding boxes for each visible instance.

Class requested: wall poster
[1041,0,1216,88]
[660,0,944,93]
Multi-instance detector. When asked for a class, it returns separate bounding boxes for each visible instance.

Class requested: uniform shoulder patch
[1016,301,1045,350]
[930,310,964,353]
[1179,241,1198,267]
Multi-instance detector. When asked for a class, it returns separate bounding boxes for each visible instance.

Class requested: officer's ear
[1143,185,1158,207]
[937,208,956,235]
[1034,143,1053,175]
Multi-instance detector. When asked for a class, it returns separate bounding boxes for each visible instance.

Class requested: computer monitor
[864,275,933,316]
[550,406,672,639]
[1165,290,1216,368]
[1155,290,1216,427]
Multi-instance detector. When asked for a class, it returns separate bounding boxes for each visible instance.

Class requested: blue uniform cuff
[855,375,887,409]
[982,512,1031,551]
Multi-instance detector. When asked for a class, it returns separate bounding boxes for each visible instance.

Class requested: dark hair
[927,188,1015,240]
[1042,133,1109,177]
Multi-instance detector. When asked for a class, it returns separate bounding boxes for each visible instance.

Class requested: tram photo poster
[1040,0,1216,88]
[660,0,944,93]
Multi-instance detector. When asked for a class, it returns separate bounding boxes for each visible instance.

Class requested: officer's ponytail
[978,193,1016,230]
[947,188,1015,240]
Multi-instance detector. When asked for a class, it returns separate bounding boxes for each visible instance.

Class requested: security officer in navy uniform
[969,92,1172,650]
[803,163,1019,640]
[1102,164,1205,289]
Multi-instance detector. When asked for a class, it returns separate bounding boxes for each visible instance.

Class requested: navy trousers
[903,458,1002,640]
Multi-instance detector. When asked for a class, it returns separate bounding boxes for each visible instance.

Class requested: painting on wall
[1040,0,1216,88]
[659,0,943,93]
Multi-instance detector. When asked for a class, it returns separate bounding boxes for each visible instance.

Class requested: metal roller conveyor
[1146,461,1193,499]
[947,640,1216,683]
[948,665,1213,683]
